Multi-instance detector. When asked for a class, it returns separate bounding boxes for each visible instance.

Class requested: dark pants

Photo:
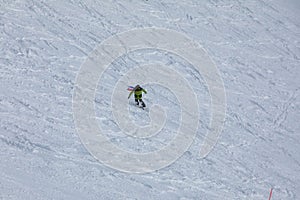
[135,94,146,107]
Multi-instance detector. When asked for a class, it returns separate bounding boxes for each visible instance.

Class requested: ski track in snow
[0,0,299,199]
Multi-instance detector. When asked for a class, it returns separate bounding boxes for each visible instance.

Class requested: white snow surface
[1,0,299,199]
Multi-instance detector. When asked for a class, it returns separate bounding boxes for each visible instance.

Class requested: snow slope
[1,0,299,199]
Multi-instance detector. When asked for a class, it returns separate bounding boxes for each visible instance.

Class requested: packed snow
[1,0,299,199]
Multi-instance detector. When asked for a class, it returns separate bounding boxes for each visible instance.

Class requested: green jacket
[128,86,147,99]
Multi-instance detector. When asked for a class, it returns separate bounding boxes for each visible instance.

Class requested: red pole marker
[268,188,273,200]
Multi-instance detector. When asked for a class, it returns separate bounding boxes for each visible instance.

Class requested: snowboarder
[128,85,147,108]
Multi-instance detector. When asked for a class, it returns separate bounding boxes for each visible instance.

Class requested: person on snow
[128,85,147,108]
